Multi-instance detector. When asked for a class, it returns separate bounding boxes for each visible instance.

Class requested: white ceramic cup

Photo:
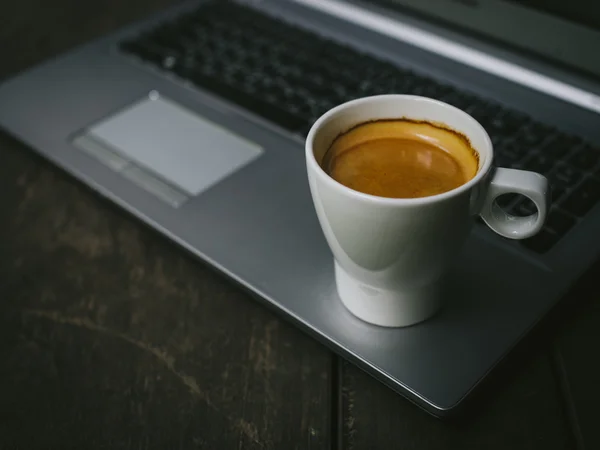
[306,95,549,328]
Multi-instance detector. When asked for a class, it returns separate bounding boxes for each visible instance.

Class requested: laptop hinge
[289,0,600,115]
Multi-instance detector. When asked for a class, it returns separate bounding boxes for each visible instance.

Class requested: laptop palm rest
[71,92,264,206]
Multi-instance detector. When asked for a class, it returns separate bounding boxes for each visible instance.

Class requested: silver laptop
[1,0,599,417]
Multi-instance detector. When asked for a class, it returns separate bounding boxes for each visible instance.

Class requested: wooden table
[1,1,599,448]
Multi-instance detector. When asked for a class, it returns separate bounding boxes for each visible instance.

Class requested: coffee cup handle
[479,168,550,240]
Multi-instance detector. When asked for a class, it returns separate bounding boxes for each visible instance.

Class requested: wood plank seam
[552,346,585,450]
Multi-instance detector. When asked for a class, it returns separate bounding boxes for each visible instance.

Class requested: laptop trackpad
[81,93,263,198]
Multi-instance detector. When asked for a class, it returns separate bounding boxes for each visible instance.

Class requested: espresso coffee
[322,119,478,199]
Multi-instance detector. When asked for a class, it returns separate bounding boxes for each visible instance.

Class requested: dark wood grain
[340,349,573,450]
[0,1,331,448]
[553,266,600,450]
[0,0,182,81]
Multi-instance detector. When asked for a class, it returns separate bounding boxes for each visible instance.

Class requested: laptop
[1,0,599,417]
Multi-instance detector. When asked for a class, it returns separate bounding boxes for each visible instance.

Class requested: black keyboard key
[569,145,599,170]
[482,111,522,136]
[511,198,537,217]
[120,40,168,65]
[496,141,530,164]
[502,110,531,132]
[561,178,600,217]
[491,134,510,150]
[541,140,568,159]
[541,135,579,159]
[551,182,568,203]
[430,83,455,100]
[495,193,518,209]
[463,101,490,119]
[188,71,306,131]
[494,154,513,168]
[521,229,559,254]
[523,153,553,174]
[444,92,476,110]
[552,164,582,187]
[146,27,189,55]
[516,123,552,148]
[545,209,576,236]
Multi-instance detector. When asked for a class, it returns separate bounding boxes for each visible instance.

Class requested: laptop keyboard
[118,0,600,254]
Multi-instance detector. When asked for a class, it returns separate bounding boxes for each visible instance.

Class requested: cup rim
[305,94,494,206]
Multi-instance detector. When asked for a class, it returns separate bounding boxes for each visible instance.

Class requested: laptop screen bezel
[360,0,600,80]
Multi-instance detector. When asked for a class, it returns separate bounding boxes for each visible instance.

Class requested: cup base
[335,262,442,327]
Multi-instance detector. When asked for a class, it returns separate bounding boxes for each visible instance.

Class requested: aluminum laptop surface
[0,0,599,417]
